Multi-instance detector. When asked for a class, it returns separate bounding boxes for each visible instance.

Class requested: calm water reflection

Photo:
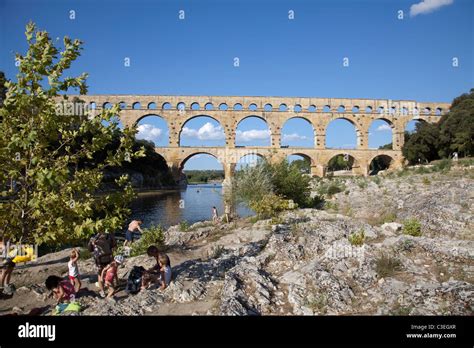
[129,184,253,229]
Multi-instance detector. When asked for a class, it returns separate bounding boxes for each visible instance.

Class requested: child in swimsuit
[101,255,123,298]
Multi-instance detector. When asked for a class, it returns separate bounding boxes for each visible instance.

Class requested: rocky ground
[1,164,473,316]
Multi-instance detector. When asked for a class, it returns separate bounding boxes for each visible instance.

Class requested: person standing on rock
[124,220,143,247]
[101,255,124,298]
[0,237,16,295]
[212,207,219,224]
[68,249,81,293]
[88,231,116,298]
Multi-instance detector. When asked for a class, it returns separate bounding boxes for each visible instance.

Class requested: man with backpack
[88,231,116,298]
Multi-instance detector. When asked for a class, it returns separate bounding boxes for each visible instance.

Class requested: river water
[129,184,253,229]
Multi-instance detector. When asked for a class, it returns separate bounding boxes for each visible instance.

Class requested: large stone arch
[324,152,363,176]
[179,151,223,171]
[287,152,315,166]
[236,151,269,166]
[133,113,170,146]
[280,116,315,147]
[178,114,227,147]
[368,154,396,175]
[324,117,363,149]
[403,117,430,131]
[235,115,274,147]
[134,113,169,126]
[368,117,396,149]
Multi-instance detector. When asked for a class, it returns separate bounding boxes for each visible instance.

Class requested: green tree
[229,159,320,213]
[402,122,440,164]
[271,159,312,207]
[0,71,7,107]
[290,159,310,174]
[402,89,474,163]
[327,155,354,171]
[437,89,474,158]
[231,160,273,206]
[0,23,144,245]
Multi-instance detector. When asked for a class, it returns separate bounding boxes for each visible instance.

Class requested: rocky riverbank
[1,165,473,316]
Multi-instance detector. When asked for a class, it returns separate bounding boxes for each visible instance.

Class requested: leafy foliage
[230,160,274,206]
[0,71,7,107]
[249,192,294,219]
[403,89,474,164]
[271,159,314,207]
[0,23,144,245]
[348,229,365,246]
[179,220,190,232]
[104,138,174,188]
[230,159,321,214]
[403,219,422,237]
[129,225,165,257]
[327,155,354,171]
[402,122,440,164]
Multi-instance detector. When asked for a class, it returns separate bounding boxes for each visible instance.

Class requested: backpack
[89,233,114,265]
[125,266,146,295]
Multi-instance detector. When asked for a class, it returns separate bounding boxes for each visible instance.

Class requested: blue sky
[1,0,472,169]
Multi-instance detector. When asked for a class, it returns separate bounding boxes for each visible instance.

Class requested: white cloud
[376,124,392,132]
[410,0,454,17]
[182,122,225,141]
[137,124,163,142]
[236,129,271,142]
[282,133,309,141]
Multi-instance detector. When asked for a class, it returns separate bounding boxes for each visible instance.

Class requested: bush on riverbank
[129,225,166,256]
[249,193,295,219]
[230,159,324,216]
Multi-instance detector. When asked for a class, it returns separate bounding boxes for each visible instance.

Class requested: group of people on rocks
[2,205,229,306]
[1,219,172,306]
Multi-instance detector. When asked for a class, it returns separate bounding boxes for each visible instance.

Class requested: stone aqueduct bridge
[79,95,451,180]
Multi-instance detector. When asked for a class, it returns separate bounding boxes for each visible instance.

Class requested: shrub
[415,166,431,174]
[208,245,225,259]
[432,158,452,172]
[270,216,284,225]
[357,179,368,189]
[403,219,422,237]
[305,194,325,208]
[306,294,328,313]
[130,225,166,257]
[249,193,293,219]
[232,159,315,210]
[179,220,190,232]
[371,176,381,185]
[422,177,431,185]
[375,254,402,278]
[382,212,397,224]
[327,184,343,196]
[348,230,365,246]
[324,201,338,211]
[398,239,415,252]
[248,216,259,223]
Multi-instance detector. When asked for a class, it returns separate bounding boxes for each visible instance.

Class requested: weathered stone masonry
[77,95,451,181]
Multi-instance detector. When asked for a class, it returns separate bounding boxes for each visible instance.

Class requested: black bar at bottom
[0,315,472,346]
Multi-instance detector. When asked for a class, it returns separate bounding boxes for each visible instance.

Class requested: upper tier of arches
[81,95,450,117]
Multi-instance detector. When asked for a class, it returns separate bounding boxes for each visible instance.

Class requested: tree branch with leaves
[0,22,144,245]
